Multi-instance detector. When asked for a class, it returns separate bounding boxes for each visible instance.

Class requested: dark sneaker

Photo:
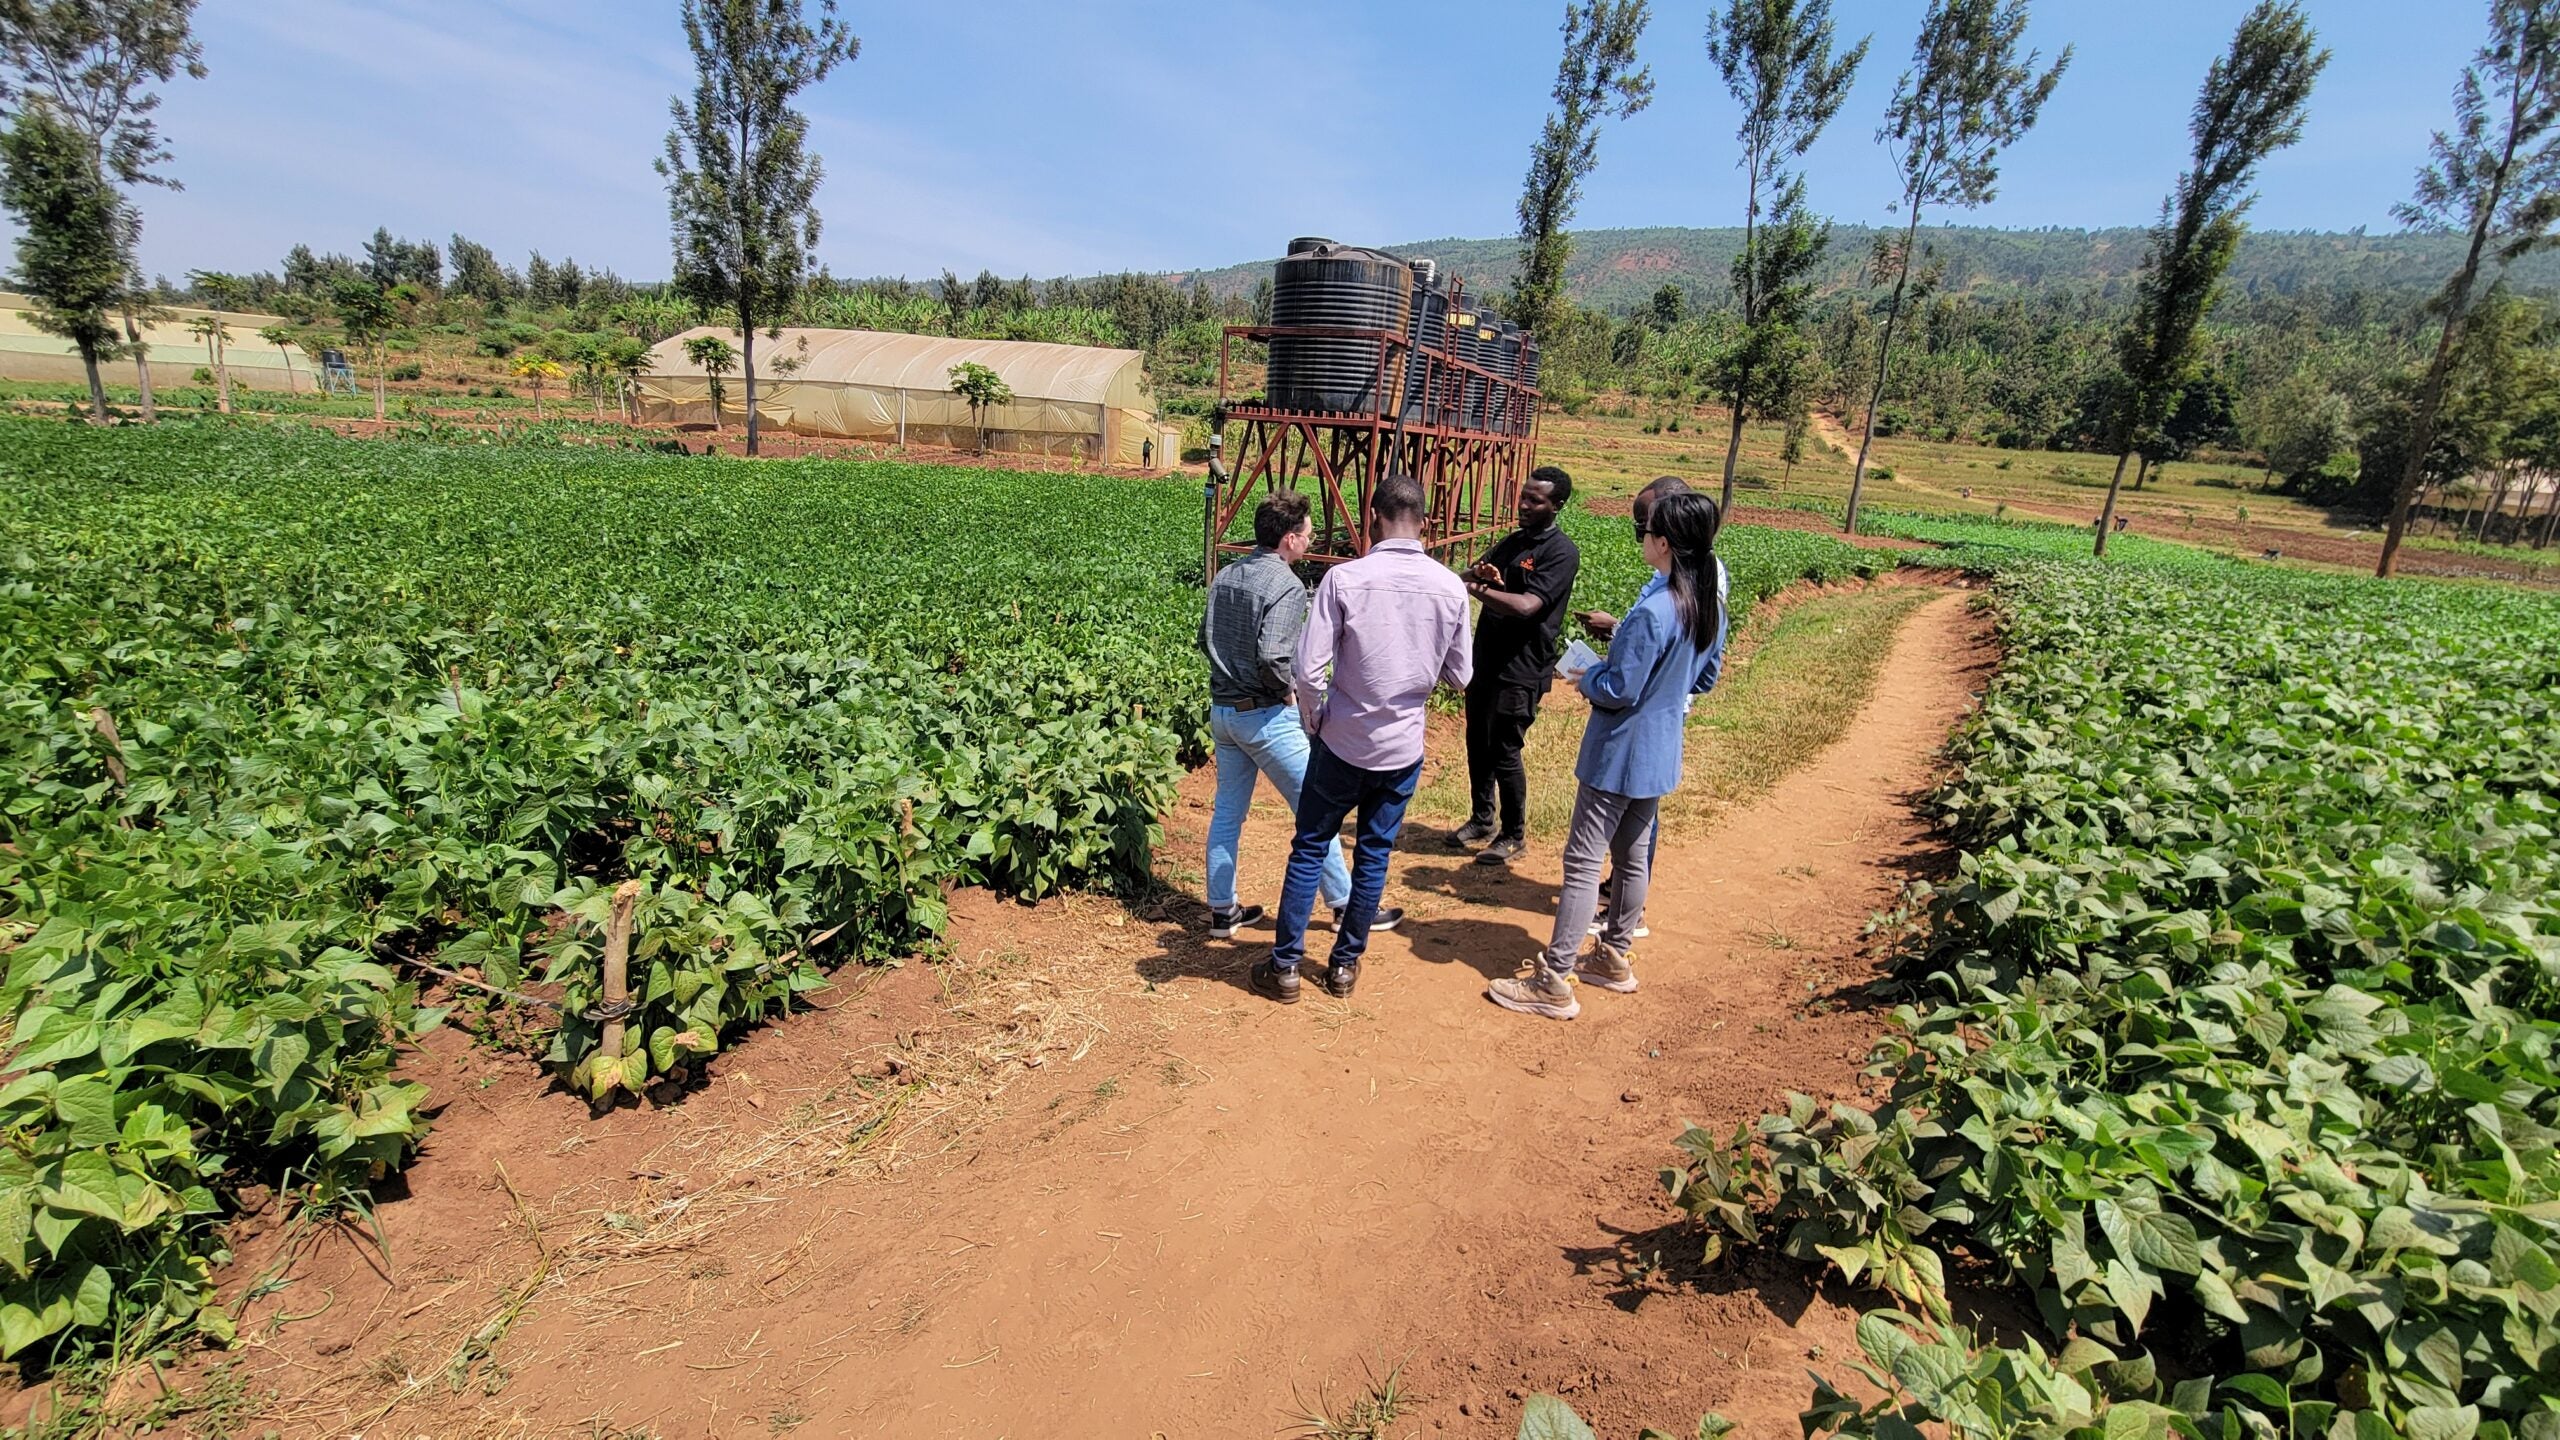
[1449,819,1496,848]
[1474,836,1527,867]
[1314,906,1404,933]
[1487,971,1581,1020]
[1249,960,1301,1004]
[1208,904,1265,940]
[1321,963,1360,998]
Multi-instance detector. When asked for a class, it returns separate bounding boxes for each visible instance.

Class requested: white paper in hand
[1556,639,1602,680]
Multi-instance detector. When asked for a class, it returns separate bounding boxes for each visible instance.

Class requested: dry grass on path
[1410,581,1946,843]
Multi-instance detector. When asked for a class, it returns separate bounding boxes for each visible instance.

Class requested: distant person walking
[1196,491,1361,940]
[1490,491,1728,1021]
[1452,466,1581,866]
[1255,473,1470,1004]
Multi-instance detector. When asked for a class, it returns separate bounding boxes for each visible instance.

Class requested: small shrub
[1994,459,2013,470]
[476,333,516,358]
[192,366,214,385]
[489,384,513,398]
[389,362,424,382]
[1872,465,1894,481]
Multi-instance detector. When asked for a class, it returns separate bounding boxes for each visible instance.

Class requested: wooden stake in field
[597,879,643,1111]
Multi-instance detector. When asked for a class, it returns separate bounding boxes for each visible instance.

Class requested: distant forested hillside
[1166,225,2560,315]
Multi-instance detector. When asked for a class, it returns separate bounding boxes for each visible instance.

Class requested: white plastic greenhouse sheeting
[634,326,1156,463]
[0,292,318,394]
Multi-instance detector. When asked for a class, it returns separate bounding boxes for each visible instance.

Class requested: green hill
[1164,225,2560,314]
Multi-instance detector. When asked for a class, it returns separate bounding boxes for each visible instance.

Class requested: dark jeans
[1464,684,1540,840]
[1272,739,1421,973]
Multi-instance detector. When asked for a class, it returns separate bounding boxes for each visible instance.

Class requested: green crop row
[1664,541,2560,1436]
[0,419,1879,1364]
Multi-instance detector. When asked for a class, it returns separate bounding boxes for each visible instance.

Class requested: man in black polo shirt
[1452,466,1581,866]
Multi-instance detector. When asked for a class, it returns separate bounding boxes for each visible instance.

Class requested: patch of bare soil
[183,589,1993,1439]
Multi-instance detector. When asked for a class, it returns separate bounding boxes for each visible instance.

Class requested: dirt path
[206,588,1994,1440]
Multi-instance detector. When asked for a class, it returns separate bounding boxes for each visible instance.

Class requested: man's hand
[1578,609,1618,638]
[1468,561,1502,585]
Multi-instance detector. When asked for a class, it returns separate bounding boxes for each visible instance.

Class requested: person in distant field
[1255,472,1471,1005]
[1143,437,1155,469]
[1451,466,1582,867]
[1196,490,1373,942]
[1489,491,1729,1021]
[1575,476,1730,940]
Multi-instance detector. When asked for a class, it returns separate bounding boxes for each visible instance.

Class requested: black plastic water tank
[1399,271,1450,424]
[1493,323,1525,430]
[1458,308,1500,431]
[1286,236,1331,256]
[1267,242,1413,414]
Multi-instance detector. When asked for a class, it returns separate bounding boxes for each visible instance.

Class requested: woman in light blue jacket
[1488,491,1726,1021]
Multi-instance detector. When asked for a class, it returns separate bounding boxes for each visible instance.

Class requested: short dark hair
[1632,473,1690,523]
[1254,490,1313,548]
[1372,471,1427,523]
[1527,464,1573,506]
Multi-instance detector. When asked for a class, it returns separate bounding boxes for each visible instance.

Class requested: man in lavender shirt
[1252,472,1472,1004]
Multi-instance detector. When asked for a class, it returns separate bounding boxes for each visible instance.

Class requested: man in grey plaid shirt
[1196,491,1401,942]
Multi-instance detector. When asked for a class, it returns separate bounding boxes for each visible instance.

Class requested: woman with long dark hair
[1488,491,1726,1021]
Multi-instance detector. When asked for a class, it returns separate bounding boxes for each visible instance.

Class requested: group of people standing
[1196,466,1729,1020]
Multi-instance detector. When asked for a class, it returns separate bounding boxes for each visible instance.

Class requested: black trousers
[1464,684,1541,839]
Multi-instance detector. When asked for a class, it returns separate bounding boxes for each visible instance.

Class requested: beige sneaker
[1574,948,1639,994]
[1487,971,1581,1020]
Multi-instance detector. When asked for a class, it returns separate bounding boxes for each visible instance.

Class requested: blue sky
[139,1,2474,285]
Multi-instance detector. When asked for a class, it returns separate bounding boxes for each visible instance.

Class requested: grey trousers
[1542,783,1659,975]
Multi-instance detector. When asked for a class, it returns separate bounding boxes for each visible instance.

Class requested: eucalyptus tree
[1511,0,1654,341]
[2094,2,2326,557]
[1703,0,1866,512]
[659,0,857,457]
[1842,0,2068,534]
[2378,0,2560,576]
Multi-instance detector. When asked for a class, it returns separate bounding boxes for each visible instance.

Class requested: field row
[0,419,1883,1361]
[1665,524,2560,1434]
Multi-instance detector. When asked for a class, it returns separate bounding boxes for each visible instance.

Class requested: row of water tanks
[1263,238,1541,429]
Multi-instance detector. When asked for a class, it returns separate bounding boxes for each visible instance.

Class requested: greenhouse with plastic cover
[633,326,1163,464]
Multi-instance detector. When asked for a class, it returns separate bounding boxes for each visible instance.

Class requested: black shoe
[1208,904,1265,940]
[1250,961,1301,1004]
[1450,819,1496,848]
[1321,963,1360,998]
[1474,836,1527,867]
[1316,906,1403,934]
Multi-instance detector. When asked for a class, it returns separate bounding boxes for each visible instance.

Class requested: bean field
[0,420,1878,1366]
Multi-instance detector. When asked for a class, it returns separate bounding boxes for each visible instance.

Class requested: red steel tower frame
[1203,281,1540,580]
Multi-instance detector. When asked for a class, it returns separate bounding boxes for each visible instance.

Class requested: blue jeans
[1207,704,1351,913]
[1272,739,1421,973]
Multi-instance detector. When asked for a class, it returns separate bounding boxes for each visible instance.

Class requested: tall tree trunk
[212,325,233,413]
[373,344,386,422]
[2479,465,2511,543]
[2380,70,2528,578]
[76,338,106,422]
[1846,204,1925,536]
[1720,405,1746,516]
[2094,449,2133,557]
[742,307,760,458]
[1723,148,1763,515]
[2536,471,2560,548]
[2131,453,2153,491]
[123,314,155,422]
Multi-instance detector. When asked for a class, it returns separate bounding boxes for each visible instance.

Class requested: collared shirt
[1198,547,1309,710]
[1294,538,1473,771]
[1471,524,1581,695]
